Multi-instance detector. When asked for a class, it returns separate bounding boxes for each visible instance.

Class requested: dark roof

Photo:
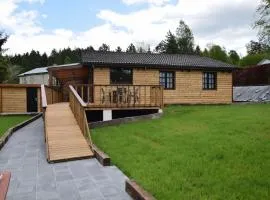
[82,51,235,70]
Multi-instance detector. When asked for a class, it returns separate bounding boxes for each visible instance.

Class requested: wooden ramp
[45,103,94,162]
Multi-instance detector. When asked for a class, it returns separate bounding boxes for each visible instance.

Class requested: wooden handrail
[69,85,87,107]
[74,84,162,87]
[41,84,47,109]
[69,85,93,148]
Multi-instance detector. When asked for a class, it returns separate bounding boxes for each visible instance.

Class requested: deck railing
[69,85,93,147]
[45,85,63,104]
[74,84,164,108]
[41,84,50,160]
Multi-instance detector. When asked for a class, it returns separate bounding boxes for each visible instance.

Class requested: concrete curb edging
[90,112,163,129]
[0,113,42,151]
[92,144,111,166]
[0,112,39,116]
[126,180,156,200]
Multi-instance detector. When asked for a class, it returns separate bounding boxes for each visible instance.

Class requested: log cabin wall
[48,65,89,101]
[0,84,41,113]
[93,67,232,104]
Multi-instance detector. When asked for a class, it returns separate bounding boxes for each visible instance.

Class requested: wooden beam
[41,85,48,109]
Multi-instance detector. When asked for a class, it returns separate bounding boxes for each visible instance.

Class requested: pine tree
[115,46,122,52]
[98,44,110,52]
[202,48,209,57]
[195,45,201,55]
[176,20,195,54]
[126,43,137,53]
[228,50,240,65]
[165,31,179,54]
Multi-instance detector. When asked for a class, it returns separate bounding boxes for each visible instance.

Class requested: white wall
[19,73,49,85]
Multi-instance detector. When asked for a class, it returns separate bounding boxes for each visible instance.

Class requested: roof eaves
[82,61,235,71]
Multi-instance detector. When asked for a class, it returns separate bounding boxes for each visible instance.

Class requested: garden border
[89,112,163,129]
[92,144,111,166]
[126,180,156,200]
[0,113,42,150]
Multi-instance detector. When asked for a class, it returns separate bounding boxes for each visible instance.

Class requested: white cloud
[2,0,260,56]
[41,14,47,19]
[122,0,170,6]
[0,0,45,36]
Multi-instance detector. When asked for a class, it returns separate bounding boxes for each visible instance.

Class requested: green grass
[0,115,31,137]
[92,104,270,200]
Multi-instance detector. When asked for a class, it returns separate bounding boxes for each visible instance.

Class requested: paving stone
[100,185,121,197]
[55,171,73,182]
[79,190,105,200]
[56,181,81,200]
[1,118,132,200]
[74,177,96,192]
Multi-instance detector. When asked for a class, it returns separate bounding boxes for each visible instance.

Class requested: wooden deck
[45,102,94,162]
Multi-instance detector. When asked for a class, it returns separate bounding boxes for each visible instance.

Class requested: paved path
[0,118,132,200]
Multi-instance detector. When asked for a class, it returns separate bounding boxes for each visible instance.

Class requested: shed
[18,67,48,85]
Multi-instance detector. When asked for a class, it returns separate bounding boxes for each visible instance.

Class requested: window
[203,72,217,90]
[110,68,133,84]
[159,71,175,89]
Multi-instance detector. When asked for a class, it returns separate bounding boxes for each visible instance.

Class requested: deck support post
[103,109,112,121]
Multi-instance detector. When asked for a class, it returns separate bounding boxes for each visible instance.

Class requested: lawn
[92,104,270,200]
[0,115,31,137]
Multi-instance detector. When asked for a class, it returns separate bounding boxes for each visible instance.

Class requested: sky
[0,0,260,56]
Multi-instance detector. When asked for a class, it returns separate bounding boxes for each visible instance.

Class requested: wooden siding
[94,68,110,85]
[93,68,110,103]
[0,85,41,113]
[2,88,26,113]
[92,68,232,104]
[48,66,89,101]
[163,71,232,104]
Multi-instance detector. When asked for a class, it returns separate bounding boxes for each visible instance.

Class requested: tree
[0,31,8,52]
[155,40,166,53]
[4,64,22,83]
[246,40,270,54]
[176,20,195,54]
[115,46,122,52]
[156,31,179,54]
[202,48,209,57]
[126,43,137,53]
[64,56,72,64]
[0,31,9,82]
[228,50,240,65]
[195,45,201,55]
[239,53,269,66]
[255,0,270,45]
[0,57,8,83]
[41,53,48,67]
[98,43,110,52]
[85,46,95,52]
[208,45,228,62]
